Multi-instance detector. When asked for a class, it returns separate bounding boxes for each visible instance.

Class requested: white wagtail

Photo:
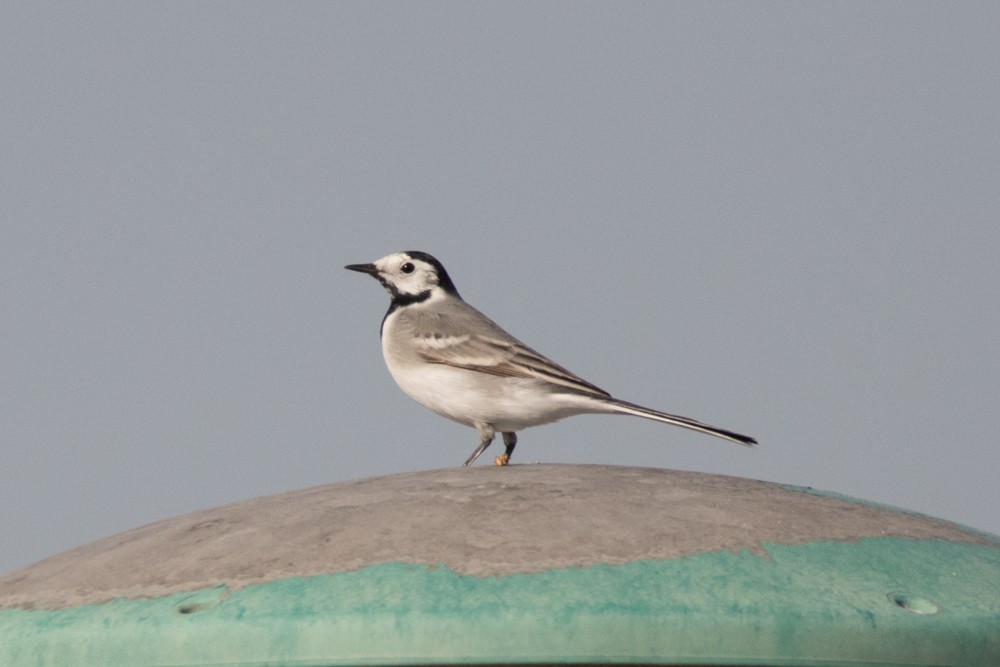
[346,251,756,466]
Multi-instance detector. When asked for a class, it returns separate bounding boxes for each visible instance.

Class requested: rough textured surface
[1,464,995,609]
[4,542,1000,667]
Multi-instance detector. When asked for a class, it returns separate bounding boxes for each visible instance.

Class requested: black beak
[345,263,379,276]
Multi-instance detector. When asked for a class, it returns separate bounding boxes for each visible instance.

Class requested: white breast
[380,308,601,432]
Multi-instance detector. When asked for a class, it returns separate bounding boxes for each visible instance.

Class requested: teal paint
[2,537,998,667]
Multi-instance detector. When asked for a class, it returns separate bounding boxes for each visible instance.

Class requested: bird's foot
[494,453,510,466]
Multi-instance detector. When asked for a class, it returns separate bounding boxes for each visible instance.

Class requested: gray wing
[398,300,611,399]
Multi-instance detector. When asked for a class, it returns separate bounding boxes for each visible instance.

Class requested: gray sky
[2,3,998,575]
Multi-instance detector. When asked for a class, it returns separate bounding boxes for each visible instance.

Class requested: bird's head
[345,251,459,301]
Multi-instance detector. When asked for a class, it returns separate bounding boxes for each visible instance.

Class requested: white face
[372,252,441,297]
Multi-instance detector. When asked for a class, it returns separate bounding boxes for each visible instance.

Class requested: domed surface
[0,464,995,609]
[2,465,999,667]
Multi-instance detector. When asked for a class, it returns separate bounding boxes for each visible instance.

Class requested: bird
[345,251,756,466]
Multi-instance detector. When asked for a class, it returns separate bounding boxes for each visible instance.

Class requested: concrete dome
[2,465,999,666]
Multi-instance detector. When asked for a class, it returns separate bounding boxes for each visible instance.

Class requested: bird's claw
[494,453,510,466]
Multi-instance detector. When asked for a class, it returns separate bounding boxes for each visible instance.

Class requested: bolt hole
[177,602,209,615]
[889,592,940,615]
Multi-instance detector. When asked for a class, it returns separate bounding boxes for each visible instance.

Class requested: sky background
[2,3,998,575]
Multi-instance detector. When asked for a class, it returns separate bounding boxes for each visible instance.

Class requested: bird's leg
[464,424,495,467]
[495,432,517,466]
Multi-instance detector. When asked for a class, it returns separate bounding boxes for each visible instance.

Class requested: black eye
[400,262,415,274]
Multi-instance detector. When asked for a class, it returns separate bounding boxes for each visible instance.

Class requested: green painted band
[2,537,998,667]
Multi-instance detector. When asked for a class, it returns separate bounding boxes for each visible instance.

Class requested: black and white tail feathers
[606,399,757,447]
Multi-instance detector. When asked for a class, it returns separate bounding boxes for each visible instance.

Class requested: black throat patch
[381,289,431,337]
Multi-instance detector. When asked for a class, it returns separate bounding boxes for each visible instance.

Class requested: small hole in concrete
[890,592,940,614]
[177,602,209,615]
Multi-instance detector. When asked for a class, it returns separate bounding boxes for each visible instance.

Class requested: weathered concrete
[1,464,994,609]
[3,465,1000,666]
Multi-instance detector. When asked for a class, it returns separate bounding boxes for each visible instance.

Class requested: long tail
[606,398,757,447]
